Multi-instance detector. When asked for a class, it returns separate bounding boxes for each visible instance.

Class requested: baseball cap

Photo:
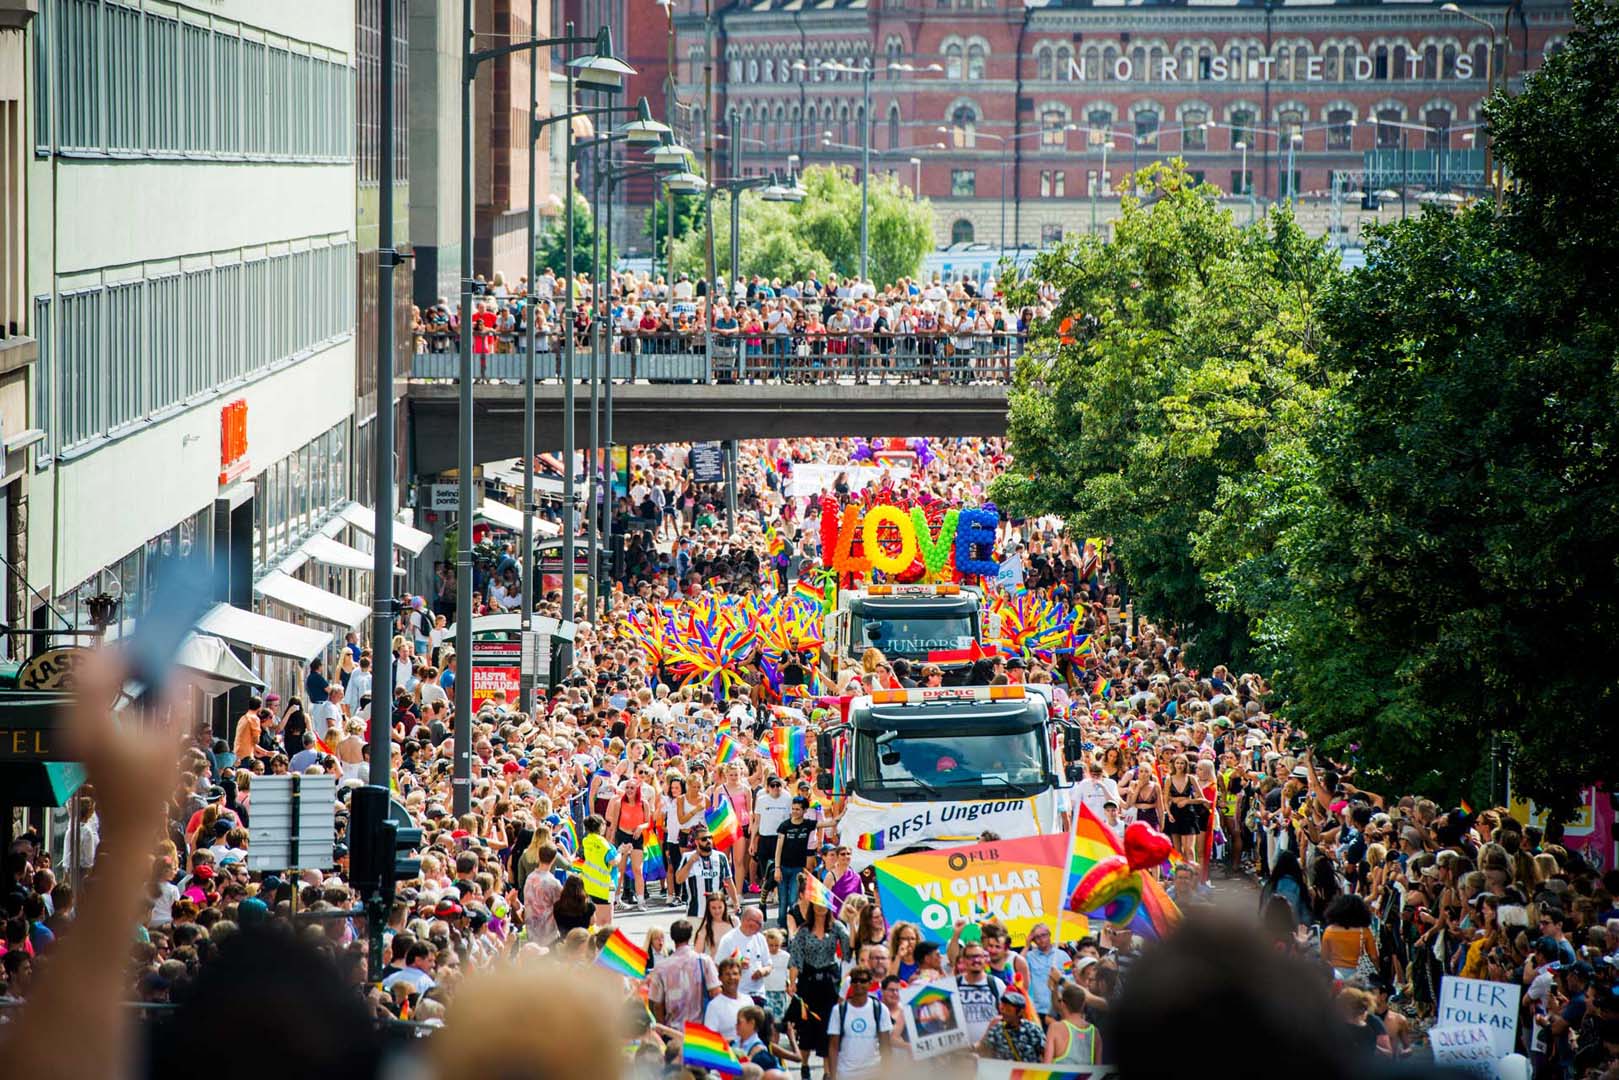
[1001,989,1028,1008]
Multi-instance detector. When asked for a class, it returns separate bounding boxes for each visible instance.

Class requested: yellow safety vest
[579,833,617,901]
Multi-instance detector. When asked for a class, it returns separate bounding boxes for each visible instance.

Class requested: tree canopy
[667,164,934,286]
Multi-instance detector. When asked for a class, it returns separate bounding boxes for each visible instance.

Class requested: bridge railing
[408,329,1029,384]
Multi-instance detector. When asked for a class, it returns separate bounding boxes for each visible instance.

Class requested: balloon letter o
[863,505,919,576]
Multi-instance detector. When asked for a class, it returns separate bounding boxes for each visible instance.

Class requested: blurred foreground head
[428,962,625,1080]
[1110,915,1357,1080]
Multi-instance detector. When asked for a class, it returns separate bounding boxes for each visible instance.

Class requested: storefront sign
[219,399,250,485]
[16,647,86,692]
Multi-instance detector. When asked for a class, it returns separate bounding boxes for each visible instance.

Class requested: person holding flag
[787,870,851,1079]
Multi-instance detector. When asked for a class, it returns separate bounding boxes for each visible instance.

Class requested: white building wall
[27,0,359,605]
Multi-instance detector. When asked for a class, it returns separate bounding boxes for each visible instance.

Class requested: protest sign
[1437,975,1519,1059]
[871,833,1087,947]
[900,978,971,1060]
[1429,1024,1499,1078]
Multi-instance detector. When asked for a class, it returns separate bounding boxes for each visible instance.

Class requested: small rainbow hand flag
[642,828,666,882]
[1091,676,1111,699]
[715,733,741,764]
[594,927,649,980]
[706,799,741,852]
[682,1022,743,1077]
[855,830,885,853]
[801,872,836,909]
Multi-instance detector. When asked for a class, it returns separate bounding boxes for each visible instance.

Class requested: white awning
[197,603,332,664]
[479,498,561,538]
[177,633,265,695]
[254,572,369,630]
[486,459,569,499]
[338,503,432,555]
[303,533,407,575]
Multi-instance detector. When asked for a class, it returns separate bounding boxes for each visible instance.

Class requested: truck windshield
[855,724,1048,797]
[851,612,977,658]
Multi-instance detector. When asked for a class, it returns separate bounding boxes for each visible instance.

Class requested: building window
[1040,170,1066,197]
[1229,109,1255,147]
[1135,111,1159,146]
[1041,109,1067,147]
[1230,169,1252,195]
[951,218,975,244]
[1056,45,1073,80]
[949,104,977,148]
[888,105,901,149]
[1376,108,1401,148]
[1037,45,1053,81]
[1182,109,1207,149]
[1327,108,1354,150]
[951,169,976,196]
[1040,224,1064,246]
[1278,108,1304,144]
[1188,169,1206,185]
[1425,107,1452,150]
[945,43,963,80]
[967,43,986,80]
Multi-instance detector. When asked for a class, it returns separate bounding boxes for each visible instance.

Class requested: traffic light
[348,785,422,903]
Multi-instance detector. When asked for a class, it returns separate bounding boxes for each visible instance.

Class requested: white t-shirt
[703,992,746,1043]
[827,996,893,1077]
[1075,776,1121,821]
[311,701,344,740]
[716,926,773,993]
[753,789,794,838]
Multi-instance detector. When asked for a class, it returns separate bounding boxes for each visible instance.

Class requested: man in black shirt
[773,797,818,928]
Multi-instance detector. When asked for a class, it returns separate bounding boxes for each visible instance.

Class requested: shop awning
[338,503,432,555]
[177,633,265,695]
[0,762,86,807]
[197,603,332,664]
[254,572,369,630]
[303,533,407,575]
[479,498,561,538]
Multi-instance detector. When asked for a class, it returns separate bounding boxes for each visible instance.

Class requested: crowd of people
[411,267,1057,381]
[4,423,1617,1079]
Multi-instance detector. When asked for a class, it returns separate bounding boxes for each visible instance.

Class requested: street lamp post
[457,12,631,813]
[371,0,398,791]
[1285,130,1302,203]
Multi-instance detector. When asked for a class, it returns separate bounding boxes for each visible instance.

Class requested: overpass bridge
[404,349,1014,474]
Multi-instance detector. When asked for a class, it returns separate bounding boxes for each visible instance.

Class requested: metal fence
[409,330,1027,384]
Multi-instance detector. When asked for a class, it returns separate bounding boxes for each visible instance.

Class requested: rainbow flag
[642,827,666,882]
[594,927,649,980]
[313,733,335,756]
[855,830,885,853]
[768,726,809,778]
[546,813,578,856]
[1091,676,1111,699]
[1007,1069,1098,1080]
[1459,799,1474,815]
[715,733,741,764]
[706,799,741,852]
[683,1022,742,1077]
[767,526,786,557]
[800,872,837,909]
[1127,869,1183,942]
[1064,803,1132,915]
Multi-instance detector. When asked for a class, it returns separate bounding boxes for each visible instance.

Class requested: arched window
[1323,44,1341,80]
[967,43,986,80]
[1103,45,1119,79]
[1037,44,1053,80]
[1374,43,1390,80]
[949,102,978,148]
[1422,44,1438,79]
[1042,106,1069,147]
[1149,45,1164,78]
[1472,42,1489,78]
[1135,108,1160,145]
[1327,107,1354,150]
[1130,45,1146,77]
[1056,45,1073,80]
[1277,45,1292,80]
[951,219,975,244]
[1442,43,1458,78]
[1277,106,1304,144]
[945,43,963,80]
[839,104,850,146]
[1343,41,1358,78]
[888,104,901,149]
[1376,107,1402,148]
[1392,43,1409,80]
[1425,107,1451,150]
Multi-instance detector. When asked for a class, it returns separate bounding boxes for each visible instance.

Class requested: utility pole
[519,0,540,719]
[858,59,871,282]
[455,0,476,815]
[561,48,577,672]
[371,0,397,794]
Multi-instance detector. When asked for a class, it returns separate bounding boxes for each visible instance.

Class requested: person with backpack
[825,965,891,1080]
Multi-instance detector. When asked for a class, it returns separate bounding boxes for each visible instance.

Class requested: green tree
[990,161,1340,668]
[643,194,705,248]
[1235,0,1619,812]
[666,165,932,285]
[535,190,615,277]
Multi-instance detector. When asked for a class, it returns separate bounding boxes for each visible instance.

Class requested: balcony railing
[408,330,1029,384]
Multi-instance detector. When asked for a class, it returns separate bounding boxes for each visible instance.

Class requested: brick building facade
[669,0,1572,252]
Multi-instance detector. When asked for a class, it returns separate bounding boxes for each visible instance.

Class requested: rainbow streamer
[594,927,649,979]
[985,587,1083,663]
[683,1022,742,1077]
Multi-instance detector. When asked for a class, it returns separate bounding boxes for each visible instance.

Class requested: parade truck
[817,685,1084,871]
[820,583,999,688]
